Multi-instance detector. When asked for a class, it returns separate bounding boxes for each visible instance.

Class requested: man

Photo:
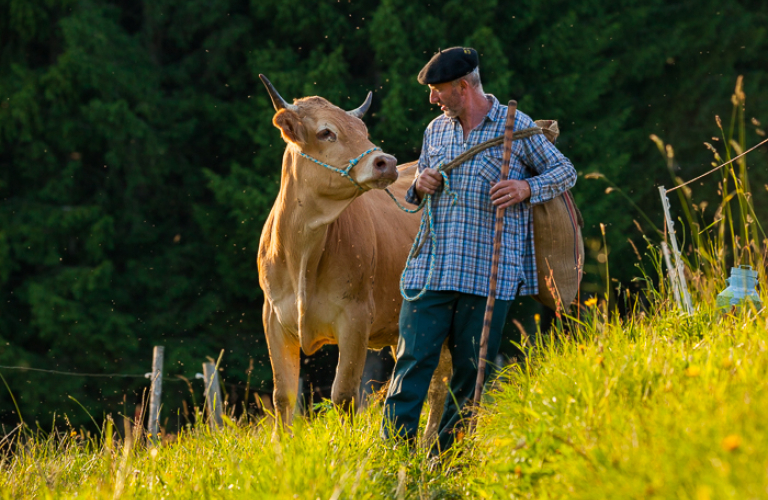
[381,47,577,454]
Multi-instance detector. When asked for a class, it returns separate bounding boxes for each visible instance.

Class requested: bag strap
[439,126,543,175]
[563,190,584,228]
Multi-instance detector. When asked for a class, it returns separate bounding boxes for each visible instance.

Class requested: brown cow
[257,75,451,442]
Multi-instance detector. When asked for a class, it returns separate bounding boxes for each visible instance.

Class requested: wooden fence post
[203,361,223,428]
[147,346,164,444]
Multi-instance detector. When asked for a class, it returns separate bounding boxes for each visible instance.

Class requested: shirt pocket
[478,147,504,186]
[479,145,528,185]
[468,149,504,216]
[427,145,446,170]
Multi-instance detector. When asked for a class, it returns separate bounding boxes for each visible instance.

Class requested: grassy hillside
[474,304,768,499]
[2,298,766,499]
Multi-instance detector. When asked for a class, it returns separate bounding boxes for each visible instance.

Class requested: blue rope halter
[298,147,381,191]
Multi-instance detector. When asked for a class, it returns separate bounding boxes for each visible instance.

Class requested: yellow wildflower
[584,297,598,308]
[697,486,712,500]
[721,435,740,451]
[685,366,701,377]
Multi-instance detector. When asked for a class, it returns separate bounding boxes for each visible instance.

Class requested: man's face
[428,81,464,118]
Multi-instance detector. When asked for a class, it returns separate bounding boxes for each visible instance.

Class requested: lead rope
[299,144,456,301]
[385,167,457,302]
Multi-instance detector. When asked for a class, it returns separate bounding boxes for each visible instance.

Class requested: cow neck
[272,150,361,307]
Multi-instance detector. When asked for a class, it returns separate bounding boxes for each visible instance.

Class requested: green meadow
[2,298,766,499]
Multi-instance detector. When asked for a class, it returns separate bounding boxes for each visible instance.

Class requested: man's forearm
[527,157,577,205]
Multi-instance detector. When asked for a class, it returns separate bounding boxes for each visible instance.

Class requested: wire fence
[0,362,335,394]
[0,363,268,392]
[667,136,768,192]
[0,364,157,379]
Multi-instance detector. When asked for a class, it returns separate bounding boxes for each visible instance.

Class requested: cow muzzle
[370,153,398,186]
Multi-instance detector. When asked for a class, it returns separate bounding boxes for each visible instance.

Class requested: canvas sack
[529,120,585,313]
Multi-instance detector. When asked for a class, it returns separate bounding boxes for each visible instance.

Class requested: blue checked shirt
[402,94,577,300]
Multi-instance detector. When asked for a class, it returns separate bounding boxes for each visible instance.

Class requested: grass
[2,299,766,499]
[474,305,768,499]
[2,78,767,498]
[0,398,466,498]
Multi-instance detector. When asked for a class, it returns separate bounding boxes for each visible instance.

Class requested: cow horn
[347,91,373,119]
[259,74,298,112]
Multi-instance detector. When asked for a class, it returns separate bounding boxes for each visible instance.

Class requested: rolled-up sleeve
[405,130,431,205]
[522,131,577,205]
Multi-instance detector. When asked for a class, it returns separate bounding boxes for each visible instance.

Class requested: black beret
[417,47,479,85]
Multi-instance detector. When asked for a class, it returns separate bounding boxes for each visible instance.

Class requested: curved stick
[469,100,517,434]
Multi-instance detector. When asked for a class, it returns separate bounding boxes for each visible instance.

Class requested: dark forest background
[1,0,767,430]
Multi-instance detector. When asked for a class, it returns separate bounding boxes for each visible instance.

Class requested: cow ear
[273,109,306,145]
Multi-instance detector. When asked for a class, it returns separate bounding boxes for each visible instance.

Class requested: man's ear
[273,109,306,145]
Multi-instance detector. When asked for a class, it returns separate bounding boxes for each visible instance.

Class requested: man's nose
[429,89,439,104]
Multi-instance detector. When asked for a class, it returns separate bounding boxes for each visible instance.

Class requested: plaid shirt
[402,94,577,300]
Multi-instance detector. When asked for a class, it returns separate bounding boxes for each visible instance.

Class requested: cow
[257,75,451,443]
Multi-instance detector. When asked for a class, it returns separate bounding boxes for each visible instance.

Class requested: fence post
[147,346,164,444]
[203,362,223,428]
[661,241,683,309]
[658,186,694,314]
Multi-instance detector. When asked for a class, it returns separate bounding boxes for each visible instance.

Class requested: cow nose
[373,154,398,178]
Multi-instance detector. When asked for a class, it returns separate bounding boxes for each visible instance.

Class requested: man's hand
[415,168,443,198]
[490,179,531,209]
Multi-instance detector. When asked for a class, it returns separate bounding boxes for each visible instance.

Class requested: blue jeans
[381,290,512,453]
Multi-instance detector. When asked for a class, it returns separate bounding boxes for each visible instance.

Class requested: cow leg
[422,343,452,448]
[332,315,370,413]
[263,302,300,429]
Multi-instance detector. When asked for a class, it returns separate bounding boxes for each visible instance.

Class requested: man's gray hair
[452,67,483,92]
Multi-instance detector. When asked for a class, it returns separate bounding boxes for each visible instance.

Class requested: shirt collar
[484,94,503,122]
[450,93,502,128]
[450,93,502,125]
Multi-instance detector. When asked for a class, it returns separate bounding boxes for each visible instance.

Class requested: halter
[298,147,381,191]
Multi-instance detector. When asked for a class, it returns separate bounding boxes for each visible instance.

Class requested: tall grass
[650,76,767,304]
[0,405,468,499]
[472,304,768,499]
[4,302,765,499]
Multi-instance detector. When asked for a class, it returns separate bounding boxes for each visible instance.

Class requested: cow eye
[317,129,337,142]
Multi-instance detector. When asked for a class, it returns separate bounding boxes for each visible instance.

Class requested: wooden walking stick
[469,100,517,434]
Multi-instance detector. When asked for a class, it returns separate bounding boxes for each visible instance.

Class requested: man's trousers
[381,290,512,453]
